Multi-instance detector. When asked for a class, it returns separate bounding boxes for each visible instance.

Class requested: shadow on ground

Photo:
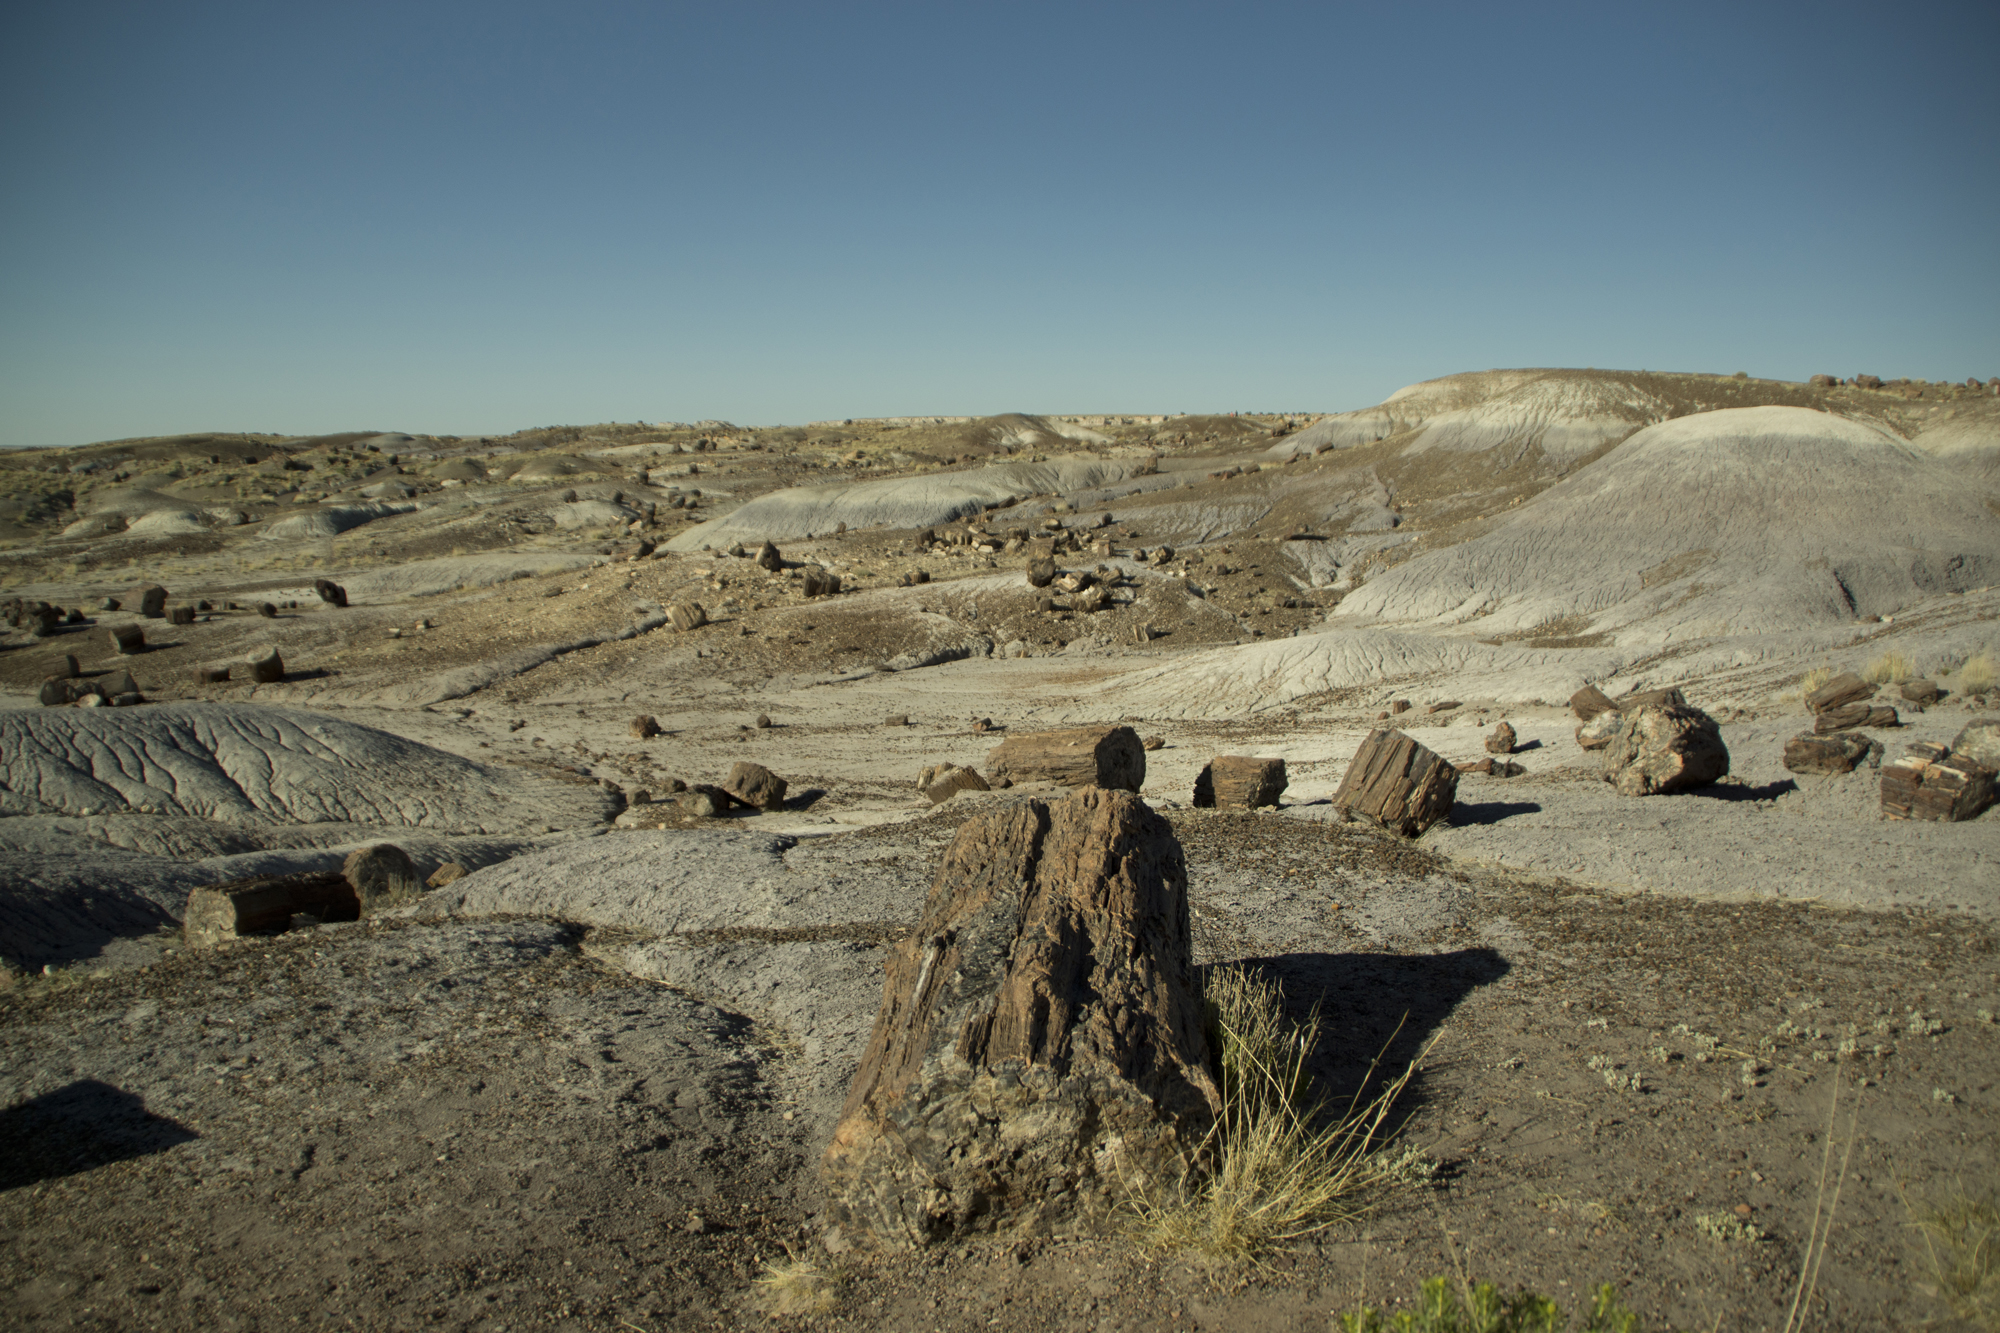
[0,1079,199,1190]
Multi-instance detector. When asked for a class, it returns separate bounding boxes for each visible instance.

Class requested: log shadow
[0,1079,199,1190]
[1513,739,1544,753]
[1692,778,1798,802]
[1447,800,1541,826]
[785,787,829,812]
[1200,947,1509,1131]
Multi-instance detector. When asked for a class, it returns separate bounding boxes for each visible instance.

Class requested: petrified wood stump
[823,789,1219,1247]
[1601,702,1729,796]
[986,725,1145,792]
[1331,729,1457,836]
[1191,756,1287,810]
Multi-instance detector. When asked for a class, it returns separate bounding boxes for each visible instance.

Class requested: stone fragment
[754,713,772,729]
[884,714,910,727]
[1601,702,1729,796]
[985,724,1146,792]
[58,655,78,679]
[37,678,70,706]
[1951,718,2000,770]
[1617,686,1689,711]
[247,647,285,683]
[1485,721,1517,754]
[1575,709,1626,750]
[426,863,466,889]
[757,541,783,572]
[1142,735,1165,751]
[132,586,168,618]
[1881,752,1996,822]
[630,714,662,738]
[802,568,840,598]
[1805,672,1874,714]
[722,761,787,811]
[679,786,726,818]
[1192,756,1288,810]
[168,605,196,626]
[99,597,120,612]
[342,844,422,911]
[1568,685,1617,720]
[1782,732,1872,776]
[1900,679,1942,705]
[258,602,277,618]
[1331,729,1457,836]
[918,763,989,805]
[1426,700,1461,714]
[668,602,707,632]
[1026,557,1056,588]
[108,625,144,655]
[1812,702,1899,733]
[1456,757,1526,777]
[183,872,359,949]
[823,789,1218,1246]
[1389,699,1411,715]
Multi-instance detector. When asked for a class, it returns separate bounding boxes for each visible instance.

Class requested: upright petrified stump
[342,843,422,911]
[108,625,145,655]
[756,540,783,572]
[1191,756,1288,809]
[823,789,1220,1247]
[1601,702,1729,796]
[1783,732,1872,776]
[247,647,285,683]
[183,872,360,949]
[131,585,168,619]
[1331,729,1457,836]
[985,725,1146,791]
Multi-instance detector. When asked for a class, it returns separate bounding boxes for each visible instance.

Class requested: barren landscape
[3,367,1999,1331]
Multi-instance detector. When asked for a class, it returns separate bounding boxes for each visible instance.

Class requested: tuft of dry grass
[1125,967,1433,1261]
[1957,651,1998,695]
[1864,651,1915,684]
[1798,666,1836,695]
[1910,1182,2000,1331]
[752,1255,843,1318]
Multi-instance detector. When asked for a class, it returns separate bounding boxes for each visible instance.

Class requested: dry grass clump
[1910,1183,2000,1331]
[1797,666,1836,696]
[1864,651,1916,684]
[752,1255,843,1318]
[1338,1276,1647,1332]
[1126,966,1431,1260]
[1955,651,1998,694]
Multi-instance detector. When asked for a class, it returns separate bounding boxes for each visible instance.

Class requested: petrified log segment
[247,647,284,683]
[1569,685,1617,721]
[986,725,1145,792]
[343,844,422,911]
[108,625,145,655]
[314,578,349,608]
[1806,672,1875,714]
[1026,557,1056,588]
[1191,756,1287,810]
[131,585,168,619]
[667,602,707,632]
[722,760,787,811]
[183,872,360,949]
[1485,722,1517,755]
[1953,718,2000,770]
[1783,732,1872,776]
[1812,703,1899,733]
[917,763,989,805]
[1601,702,1729,796]
[802,568,840,598]
[756,541,783,572]
[1900,679,1943,705]
[1331,729,1457,836]
[823,789,1219,1246]
[1881,752,1996,822]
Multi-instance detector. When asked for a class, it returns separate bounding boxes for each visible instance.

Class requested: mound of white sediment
[1273,370,1664,467]
[1335,406,2000,641]
[0,704,613,832]
[260,501,419,541]
[123,509,208,537]
[665,455,1140,551]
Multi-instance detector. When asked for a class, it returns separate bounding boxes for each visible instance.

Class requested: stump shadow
[1447,800,1542,826]
[0,1079,199,1190]
[1693,778,1798,802]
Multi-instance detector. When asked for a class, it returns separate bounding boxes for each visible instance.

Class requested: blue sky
[3,1,1996,446]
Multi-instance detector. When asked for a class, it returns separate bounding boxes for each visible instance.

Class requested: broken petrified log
[168,605,196,626]
[1600,702,1729,796]
[1331,729,1457,836]
[722,760,787,811]
[667,602,707,632]
[1569,685,1617,721]
[1900,679,1943,706]
[183,872,360,949]
[426,863,466,889]
[802,568,840,598]
[1026,557,1056,588]
[108,625,145,655]
[823,788,1219,1246]
[342,844,422,911]
[1783,732,1873,776]
[984,724,1146,792]
[247,647,285,683]
[1485,722,1517,755]
[630,714,662,738]
[314,578,349,608]
[131,585,168,619]
[1952,718,2000,771]
[1191,756,1288,810]
[756,540,783,572]
[1881,751,1996,822]
[1812,702,1899,733]
[917,763,989,805]
[1805,672,1875,714]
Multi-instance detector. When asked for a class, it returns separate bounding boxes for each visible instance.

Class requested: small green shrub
[1337,1276,1656,1333]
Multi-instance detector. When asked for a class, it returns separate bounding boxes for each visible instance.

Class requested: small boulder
[754,713,772,729]
[1951,717,2000,771]
[108,625,145,655]
[883,714,910,727]
[802,568,840,598]
[630,714,662,739]
[258,602,278,618]
[1575,709,1626,750]
[197,666,231,684]
[1142,735,1165,751]
[247,648,285,683]
[668,602,708,632]
[1601,702,1729,796]
[918,763,989,805]
[426,863,466,889]
[132,586,168,619]
[342,844,422,912]
[722,761,787,811]
[756,541,783,572]
[1485,721,1517,755]
[1026,557,1056,588]
[1805,672,1874,714]
[1899,679,1942,706]
[1389,699,1411,715]
[1570,686,1617,721]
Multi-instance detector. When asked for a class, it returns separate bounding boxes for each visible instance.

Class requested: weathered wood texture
[183,872,359,949]
[723,761,788,811]
[1881,753,1997,822]
[1601,702,1730,796]
[985,725,1146,792]
[1812,703,1899,734]
[823,789,1218,1246]
[667,602,707,632]
[917,764,989,805]
[1782,732,1872,776]
[1330,729,1458,836]
[1806,672,1875,714]
[1191,756,1288,810]
[342,844,421,911]
[1485,722,1517,755]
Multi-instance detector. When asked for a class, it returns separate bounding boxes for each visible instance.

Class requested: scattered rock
[1951,718,2000,770]
[1426,700,1462,715]
[197,666,232,684]
[1601,702,1729,796]
[985,725,1146,792]
[1457,757,1526,777]
[426,863,466,889]
[722,761,787,812]
[1191,756,1287,810]
[57,655,78,679]
[183,871,360,949]
[1485,721,1517,754]
[314,579,349,608]
[1882,748,1996,822]
[99,597,120,612]
[1569,685,1617,721]
[131,585,168,619]
[257,602,278,618]
[1331,729,1457,836]
[630,714,662,739]
[1783,732,1872,776]
[1575,709,1626,750]
[342,844,422,912]
[802,569,841,598]
[247,647,285,683]
[1142,735,1165,751]
[754,713,772,729]
[668,602,708,632]
[1026,557,1056,588]
[918,763,989,805]
[823,788,1218,1245]
[108,625,145,655]
[756,541,783,572]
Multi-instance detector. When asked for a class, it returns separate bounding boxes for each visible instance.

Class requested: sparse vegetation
[1797,666,1836,696]
[1958,651,1998,694]
[1338,1276,1652,1332]
[1909,1182,2000,1331]
[1864,650,1915,683]
[753,1254,844,1317]
[1126,966,1431,1259]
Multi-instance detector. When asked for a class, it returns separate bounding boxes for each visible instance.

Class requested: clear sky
[3,1,1996,447]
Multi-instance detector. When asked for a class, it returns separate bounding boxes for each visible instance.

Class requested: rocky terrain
[2,369,1998,1331]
